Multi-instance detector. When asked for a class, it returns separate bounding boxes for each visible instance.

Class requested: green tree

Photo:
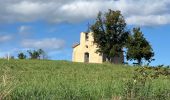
[27,49,46,59]
[18,52,27,59]
[37,49,46,59]
[27,50,39,59]
[90,9,129,62]
[126,27,154,65]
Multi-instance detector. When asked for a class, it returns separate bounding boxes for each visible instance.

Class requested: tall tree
[18,52,27,59]
[126,27,154,65]
[27,49,46,59]
[27,50,40,59]
[37,49,46,59]
[90,9,129,62]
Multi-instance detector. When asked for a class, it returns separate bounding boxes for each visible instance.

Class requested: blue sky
[0,0,170,66]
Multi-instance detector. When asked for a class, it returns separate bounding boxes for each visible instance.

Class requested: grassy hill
[0,60,169,100]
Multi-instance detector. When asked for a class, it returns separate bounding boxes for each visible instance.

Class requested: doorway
[84,52,89,63]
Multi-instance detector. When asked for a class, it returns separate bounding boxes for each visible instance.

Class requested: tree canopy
[90,9,154,65]
[27,49,46,59]
[126,27,154,65]
[90,9,129,62]
[18,52,27,59]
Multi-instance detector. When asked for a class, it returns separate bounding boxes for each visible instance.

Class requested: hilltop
[0,60,169,99]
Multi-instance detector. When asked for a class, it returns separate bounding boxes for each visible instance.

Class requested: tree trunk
[137,59,142,66]
[106,57,111,63]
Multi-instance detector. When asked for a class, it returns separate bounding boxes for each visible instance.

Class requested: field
[0,59,170,100]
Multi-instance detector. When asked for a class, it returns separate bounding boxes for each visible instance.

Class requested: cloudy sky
[0,0,170,65]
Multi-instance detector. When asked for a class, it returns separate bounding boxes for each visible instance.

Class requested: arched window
[84,52,89,63]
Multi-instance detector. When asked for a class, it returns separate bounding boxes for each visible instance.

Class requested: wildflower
[134,79,137,83]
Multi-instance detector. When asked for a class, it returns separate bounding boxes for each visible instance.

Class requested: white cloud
[58,1,107,22]
[0,35,12,42]
[21,38,65,50]
[18,25,32,34]
[113,0,170,26]
[1,0,170,26]
[126,14,170,26]
[8,1,43,15]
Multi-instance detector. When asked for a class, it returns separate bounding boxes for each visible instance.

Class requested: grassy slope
[0,59,169,99]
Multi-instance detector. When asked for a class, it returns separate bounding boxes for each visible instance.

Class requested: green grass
[0,59,169,100]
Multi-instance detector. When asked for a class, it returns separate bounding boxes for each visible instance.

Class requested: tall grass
[0,59,169,99]
[0,61,16,99]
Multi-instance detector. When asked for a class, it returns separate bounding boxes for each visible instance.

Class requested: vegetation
[0,62,17,99]
[126,28,154,65]
[27,49,46,59]
[17,49,48,60]
[27,49,41,59]
[123,65,170,99]
[90,10,155,65]
[90,9,129,62]
[0,59,169,99]
[18,52,27,59]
